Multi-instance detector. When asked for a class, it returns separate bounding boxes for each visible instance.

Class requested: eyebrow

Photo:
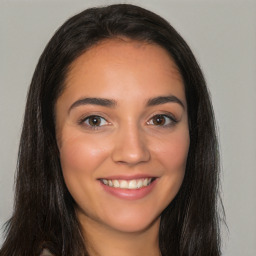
[147,95,185,108]
[68,97,117,113]
[68,95,184,114]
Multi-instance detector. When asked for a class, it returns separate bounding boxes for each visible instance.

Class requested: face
[56,39,190,234]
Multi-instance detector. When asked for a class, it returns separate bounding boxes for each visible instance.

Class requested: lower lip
[99,179,157,200]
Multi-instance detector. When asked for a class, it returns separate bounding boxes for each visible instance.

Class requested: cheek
[60,139,102,172]
[60,128,108,167]
[153,129,190,198]
[58,131,110,193]
[154,130,190,171]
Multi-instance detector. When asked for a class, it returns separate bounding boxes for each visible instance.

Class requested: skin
[55,39,190,256]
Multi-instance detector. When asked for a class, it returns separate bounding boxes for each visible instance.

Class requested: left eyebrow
[68,97,117,114]
[146,95,185,108]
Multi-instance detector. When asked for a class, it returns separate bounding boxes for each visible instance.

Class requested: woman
[0,4,222,256]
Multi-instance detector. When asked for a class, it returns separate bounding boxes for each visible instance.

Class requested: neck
[79,215,161,256]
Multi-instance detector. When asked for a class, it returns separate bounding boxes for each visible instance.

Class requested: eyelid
[79,114,110,129]
[77,111,178,130]
[146,113,178,127]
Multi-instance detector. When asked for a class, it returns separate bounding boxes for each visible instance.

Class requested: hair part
[1,4,223,256]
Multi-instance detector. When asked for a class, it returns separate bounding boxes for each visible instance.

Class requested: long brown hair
[0,4,223,256]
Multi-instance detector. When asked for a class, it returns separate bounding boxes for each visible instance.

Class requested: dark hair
[0,4,223,256]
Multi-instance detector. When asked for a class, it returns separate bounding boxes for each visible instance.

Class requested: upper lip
[98,174,157,180]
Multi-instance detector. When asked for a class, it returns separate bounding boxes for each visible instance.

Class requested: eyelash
[147,114,177,127]
[79,115,109,130]
[79,114,177,130]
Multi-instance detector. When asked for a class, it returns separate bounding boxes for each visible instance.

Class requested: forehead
[66,38,183,85]
[60,38,185,107]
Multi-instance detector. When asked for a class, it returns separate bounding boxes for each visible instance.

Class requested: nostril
[112,148,151,165]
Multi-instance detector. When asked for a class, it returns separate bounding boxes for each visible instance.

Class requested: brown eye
[152,115,166,125]
[84,115,108,127]
[147,114,176,127]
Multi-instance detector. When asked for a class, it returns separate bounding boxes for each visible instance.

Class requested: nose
[111,123,150,165]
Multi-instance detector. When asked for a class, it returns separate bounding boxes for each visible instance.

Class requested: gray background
[0,0,255,255]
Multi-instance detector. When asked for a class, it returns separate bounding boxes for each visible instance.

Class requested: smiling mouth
[99,178,155,189]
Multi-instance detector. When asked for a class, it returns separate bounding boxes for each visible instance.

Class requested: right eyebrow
[68,97,117,114]
[146,95,185,108]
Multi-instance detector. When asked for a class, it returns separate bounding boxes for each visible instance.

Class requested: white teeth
[101,178,153,189]
[143,178,148,186]
[120,180,128,188]
[102,179,108,185]
[137,180,143,188]
[128,180,137,189]
[113,180,119,188]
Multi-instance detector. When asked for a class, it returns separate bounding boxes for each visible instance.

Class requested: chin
[99,206,162,234]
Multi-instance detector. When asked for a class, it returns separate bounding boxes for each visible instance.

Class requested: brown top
[40,248,53,256]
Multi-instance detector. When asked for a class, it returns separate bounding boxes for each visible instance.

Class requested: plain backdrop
[0,0,255,255]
